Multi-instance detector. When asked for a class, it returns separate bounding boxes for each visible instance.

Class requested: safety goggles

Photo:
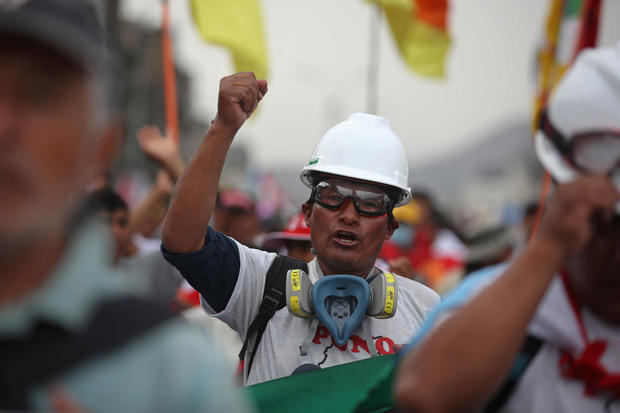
[540,111,620,174]
[312,180,393,216]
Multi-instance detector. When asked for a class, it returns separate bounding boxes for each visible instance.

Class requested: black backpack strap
[0,296,176,410]
[483,334,544,413]
[239,255,308,374]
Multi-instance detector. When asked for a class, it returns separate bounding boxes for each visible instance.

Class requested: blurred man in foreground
[0,1,251,411]
[396,44,620,413]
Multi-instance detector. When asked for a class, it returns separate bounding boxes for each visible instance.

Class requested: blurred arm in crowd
[129,125,185,238]
[395,176,619,413]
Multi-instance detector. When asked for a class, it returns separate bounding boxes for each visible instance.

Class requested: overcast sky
[120,0,620,170]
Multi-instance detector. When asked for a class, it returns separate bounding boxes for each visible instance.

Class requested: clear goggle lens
[573,134,620,174]
[313,181,391,216]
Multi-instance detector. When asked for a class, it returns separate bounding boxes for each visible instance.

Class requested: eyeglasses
[540,111,620,175]
[312,180,392,216]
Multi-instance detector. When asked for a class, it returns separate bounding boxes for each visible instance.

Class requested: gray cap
[0,0,107,73]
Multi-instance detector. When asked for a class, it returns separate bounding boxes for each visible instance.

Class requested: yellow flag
[369,0,451,78]
[532,0,587,129]
[191,0,268,79]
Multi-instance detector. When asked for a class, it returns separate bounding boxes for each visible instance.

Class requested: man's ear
[301,202,313,228]
[385,216,399,240]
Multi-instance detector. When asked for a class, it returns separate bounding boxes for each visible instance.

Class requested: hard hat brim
[300,167,412,207]
[534,130,578,184]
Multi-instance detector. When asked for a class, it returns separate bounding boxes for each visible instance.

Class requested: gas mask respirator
[286,269,397,357]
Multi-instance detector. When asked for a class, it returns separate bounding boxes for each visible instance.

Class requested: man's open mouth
[333,230,359,245]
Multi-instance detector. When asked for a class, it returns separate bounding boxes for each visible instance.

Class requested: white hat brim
[534,130,578,184]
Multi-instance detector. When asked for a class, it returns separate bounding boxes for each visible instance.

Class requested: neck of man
[0,230,68,306]
[317,259,376,278]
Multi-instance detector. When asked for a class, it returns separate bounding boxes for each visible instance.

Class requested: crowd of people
[1,0,619,412]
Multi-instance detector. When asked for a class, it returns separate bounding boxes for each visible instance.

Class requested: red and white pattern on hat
[266,213,311,243]
[262,213,312,252]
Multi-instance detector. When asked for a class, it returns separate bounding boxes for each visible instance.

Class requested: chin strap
[558,270,620,397]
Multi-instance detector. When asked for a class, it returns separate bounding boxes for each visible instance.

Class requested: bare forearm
[161,153,185,181]
[162,72,267,253]
[162,121,236,253]
[129,187,168,235]
[396,176,620,413]
[396,239,565,413]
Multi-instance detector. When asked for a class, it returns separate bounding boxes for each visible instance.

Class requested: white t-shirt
[508,277,620,413]
[203,240,440,386]
[416,266,620,413]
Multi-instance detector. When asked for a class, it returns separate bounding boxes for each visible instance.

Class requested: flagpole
[529,0,603,244]
[572,0,602,61]
[161,0,180,145]
[366,4,381,115]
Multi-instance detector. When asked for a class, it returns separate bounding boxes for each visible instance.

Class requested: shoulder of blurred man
[401,264,508,353]
[399,262,620,412]
[118,248,183,305]
[0,220,252,412]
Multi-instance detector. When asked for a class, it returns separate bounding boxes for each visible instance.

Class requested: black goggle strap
[387,199,395,218]
[307,187,317,204]
[540,111,572,157]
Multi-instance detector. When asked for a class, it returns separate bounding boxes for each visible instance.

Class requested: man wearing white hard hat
[162,73,439,386]
[395,44,620,413]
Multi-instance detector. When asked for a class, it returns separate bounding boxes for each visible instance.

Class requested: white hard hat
[534,43,620,184]
[300,113,412,207]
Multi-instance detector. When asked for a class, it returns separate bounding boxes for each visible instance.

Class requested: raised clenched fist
[213,72,268,132]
